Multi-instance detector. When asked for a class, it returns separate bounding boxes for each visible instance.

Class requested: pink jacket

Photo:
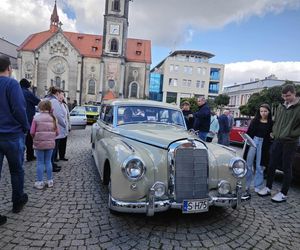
[30,112,59,150]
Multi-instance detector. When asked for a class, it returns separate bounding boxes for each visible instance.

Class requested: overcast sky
[1,0,300,86]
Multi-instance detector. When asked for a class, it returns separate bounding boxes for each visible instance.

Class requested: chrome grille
[174,148,208,202]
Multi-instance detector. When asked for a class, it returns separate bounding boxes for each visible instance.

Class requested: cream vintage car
[91,99,250,216]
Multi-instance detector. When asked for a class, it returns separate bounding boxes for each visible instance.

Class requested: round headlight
[218,180,231,195]
[152,182,166,197]
[122,156,146,181]
[230,157,247,178]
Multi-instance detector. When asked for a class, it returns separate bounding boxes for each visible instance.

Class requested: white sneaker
[271,192,287,203]
[254,187,260,193]
[257,187,271,196]
[47,180,53,188]
[34,181,44,190]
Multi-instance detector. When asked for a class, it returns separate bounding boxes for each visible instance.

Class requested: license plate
[182,199,209,213]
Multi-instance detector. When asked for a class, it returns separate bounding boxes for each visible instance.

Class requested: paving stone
[0,127,299,249]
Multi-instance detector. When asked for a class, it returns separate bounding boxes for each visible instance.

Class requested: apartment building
[223,74,300,117]
[150,50,224,104]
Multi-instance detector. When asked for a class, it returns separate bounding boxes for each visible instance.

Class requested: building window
[168,78,178,86]
[210,68,220,81]
[182,79,191,87]
[174,65,179,71]
[209,82,219,94]
[88,79,96,95]
[129,81,139,98]
[110,39,118,52]
[112,0,120,11]
[196,80,201,88]
[184,66,192,74]
[201,81,205,88]
[169,64,174,72]
[55,76,61,88]
[166,92,177,104]
[202,67,207,76]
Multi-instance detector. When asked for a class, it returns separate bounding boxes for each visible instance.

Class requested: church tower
[101,0,131,99]
[50,0,59,32]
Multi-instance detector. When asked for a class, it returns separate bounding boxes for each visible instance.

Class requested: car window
[234,119,250,128]
[117,105,185,127]
[85,106,98,112]
[103,105,113,124]
[99,105,106,120]
[70,107,86,116]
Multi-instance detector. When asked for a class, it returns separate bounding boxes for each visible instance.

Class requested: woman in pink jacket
[31,100,59,189]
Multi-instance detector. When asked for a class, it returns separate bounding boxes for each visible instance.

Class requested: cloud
[1,0,299,47]
[224,60,300,86]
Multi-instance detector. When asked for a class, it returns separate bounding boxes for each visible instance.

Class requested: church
[17,0,151,103]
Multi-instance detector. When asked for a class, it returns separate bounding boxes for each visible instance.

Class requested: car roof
[102,99,181,110]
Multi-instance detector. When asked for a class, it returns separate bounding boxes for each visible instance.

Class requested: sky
[1,0,300,86]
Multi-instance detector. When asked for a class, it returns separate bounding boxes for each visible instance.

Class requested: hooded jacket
[273,98,300,142]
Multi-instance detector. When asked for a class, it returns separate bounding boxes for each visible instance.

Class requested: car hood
[117,123,196,149]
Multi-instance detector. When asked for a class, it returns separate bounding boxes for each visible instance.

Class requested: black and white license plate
[182,199,209,213]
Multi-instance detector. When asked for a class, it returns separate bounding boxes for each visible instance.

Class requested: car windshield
[70,106,86,116]
[117,105,185,127]
[85,106,98,113]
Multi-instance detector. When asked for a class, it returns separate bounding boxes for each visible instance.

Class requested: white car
[70,106,87,129]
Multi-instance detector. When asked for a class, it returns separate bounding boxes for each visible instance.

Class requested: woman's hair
[47,86,62,95]
[253,103,272,123]
[38,100,57,131]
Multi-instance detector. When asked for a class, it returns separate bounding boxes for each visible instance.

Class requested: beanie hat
[20,78,31,88]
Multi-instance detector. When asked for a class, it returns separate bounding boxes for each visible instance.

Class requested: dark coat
[218,114,230,133]
[193,103,211,132]
[182,110,194,130]
[21,87,40,125]
[243,119,273,167]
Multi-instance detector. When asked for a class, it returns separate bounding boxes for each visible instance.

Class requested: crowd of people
[0,53,299,227]
[0,55,74,226]
[182,86,300,203]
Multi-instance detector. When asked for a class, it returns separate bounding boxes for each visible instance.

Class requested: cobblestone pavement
[0,127,299,250]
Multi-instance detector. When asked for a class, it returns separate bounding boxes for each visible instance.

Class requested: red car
[229,118,252,144]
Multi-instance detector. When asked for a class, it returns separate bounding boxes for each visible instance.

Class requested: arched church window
[88,79,96,95]
[112,0,120,11]
[55,76,61,88]
[110,39,118,52]
[130,82,138,98]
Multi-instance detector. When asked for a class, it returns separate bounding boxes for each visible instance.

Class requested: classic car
[91,99,250,216]
[70,106,87,129]
[229,117,252,144]
[84,105,100,124]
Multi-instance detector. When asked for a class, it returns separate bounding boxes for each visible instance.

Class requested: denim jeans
[246,136,264,189]
[0,134,26,204]
[266,139,297,195]
[35,149,53,182]
[198,132,208,141]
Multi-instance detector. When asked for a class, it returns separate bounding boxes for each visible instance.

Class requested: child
[31,100,59,189]
[244,103,273,193]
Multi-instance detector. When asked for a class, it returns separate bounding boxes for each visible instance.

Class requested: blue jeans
[198,132,208,141]
[35,149,53,182]
[246,136,264,189]
[0,134,26,203]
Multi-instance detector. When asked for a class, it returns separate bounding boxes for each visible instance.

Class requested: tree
[214,94,230,109]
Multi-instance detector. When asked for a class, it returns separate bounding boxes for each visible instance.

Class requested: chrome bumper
[109,184,251,216]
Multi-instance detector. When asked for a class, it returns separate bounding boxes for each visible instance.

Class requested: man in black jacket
[193,97,211,141]
[20,79,40,161]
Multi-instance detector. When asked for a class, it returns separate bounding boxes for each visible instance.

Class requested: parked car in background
[229,117,252,144]
[70,106,87,129]
[84,105,100,124]
[91,99,250,216]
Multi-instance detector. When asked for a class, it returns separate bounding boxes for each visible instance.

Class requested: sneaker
[47,180,53,188]
[34,181,44,190]
[254,187,260,193]
[12,193,28,213]
[271,192,287,203]
[257,187,271,196]
[0,215,7,226]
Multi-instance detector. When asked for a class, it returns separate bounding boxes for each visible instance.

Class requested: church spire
[50,0,59,32]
